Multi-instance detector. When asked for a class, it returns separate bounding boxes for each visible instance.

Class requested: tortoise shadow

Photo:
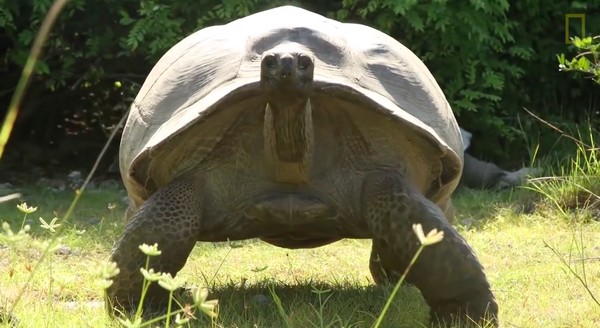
[181,280,430,327]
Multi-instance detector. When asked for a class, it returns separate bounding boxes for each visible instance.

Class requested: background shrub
[0,0,599,179]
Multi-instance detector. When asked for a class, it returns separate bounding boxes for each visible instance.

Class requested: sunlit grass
[1,182,599,327]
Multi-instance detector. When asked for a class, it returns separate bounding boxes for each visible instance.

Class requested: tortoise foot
[430,295,498,327]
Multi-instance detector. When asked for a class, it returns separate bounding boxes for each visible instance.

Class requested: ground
[0,183,599,327]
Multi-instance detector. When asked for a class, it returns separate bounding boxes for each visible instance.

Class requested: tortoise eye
[263,54,278,69]
[297,54,312,70]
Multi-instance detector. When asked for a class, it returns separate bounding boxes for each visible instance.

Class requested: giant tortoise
[459,127,540,190]
[108,5,498,326]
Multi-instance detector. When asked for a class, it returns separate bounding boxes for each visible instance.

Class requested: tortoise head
[260,44,315,185]
[260,43,315,106]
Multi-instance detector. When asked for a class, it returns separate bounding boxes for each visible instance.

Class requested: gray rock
[0,182,15,192]
[252,294,271,305]
[55,245,72,256]
[67,170,84,189]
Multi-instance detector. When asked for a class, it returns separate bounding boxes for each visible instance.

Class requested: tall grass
[524,123,600,313]
[527,125,599,220]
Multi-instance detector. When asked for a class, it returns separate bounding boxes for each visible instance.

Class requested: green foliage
[337,0,519,124]
[558,36,600,84]
[330,0,599,161]
[1,0,599,163]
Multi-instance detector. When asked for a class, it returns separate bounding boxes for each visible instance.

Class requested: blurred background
[0,0,598,184]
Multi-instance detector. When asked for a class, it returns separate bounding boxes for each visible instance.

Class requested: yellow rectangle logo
[565,13,586,44]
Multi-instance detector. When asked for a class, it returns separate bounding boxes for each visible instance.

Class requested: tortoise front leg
[106,175,203,315]
[362,172,498,327]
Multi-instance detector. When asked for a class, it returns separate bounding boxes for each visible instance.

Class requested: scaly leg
[363,171,498,327]
[106,175,203,315]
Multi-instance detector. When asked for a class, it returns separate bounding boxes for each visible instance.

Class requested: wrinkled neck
[263,98,314,184]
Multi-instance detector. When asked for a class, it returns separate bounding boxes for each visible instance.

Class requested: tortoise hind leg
[106,175,203,315]
[361,171,498,327]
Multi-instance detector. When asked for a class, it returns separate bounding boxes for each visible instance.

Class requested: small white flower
[158,273,186,291]
[17,202,37,214]
[139,268,161,282]
[138,243,161,256]
[412,223,444,246]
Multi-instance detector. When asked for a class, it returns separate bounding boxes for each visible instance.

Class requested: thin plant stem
[139,308,185,327]
[165,291,174,328]
[544,240,600,308]
[9,100,128,314]
[268,284,293,328]
[19,213,28,231]
[135,256,152,320]
[0,0,69,160]
[372,245,426,328]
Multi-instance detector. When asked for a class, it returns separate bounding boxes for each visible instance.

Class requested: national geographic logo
[564,13,586,44]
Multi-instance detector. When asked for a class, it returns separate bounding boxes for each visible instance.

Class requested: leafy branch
[558,36,600,85]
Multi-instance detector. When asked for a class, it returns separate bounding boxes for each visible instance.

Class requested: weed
[2,202,219,327]
[527,125,599,220]
[101,243,219,327]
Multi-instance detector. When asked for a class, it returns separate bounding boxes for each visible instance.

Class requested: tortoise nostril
[263,54,278,69]
[297,54,312,70]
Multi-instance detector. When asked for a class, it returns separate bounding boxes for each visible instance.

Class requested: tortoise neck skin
[263,98,314,184]
[260,46,315,184]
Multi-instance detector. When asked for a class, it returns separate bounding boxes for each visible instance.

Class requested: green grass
[1,178,599,327]
[1,2,598,327]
